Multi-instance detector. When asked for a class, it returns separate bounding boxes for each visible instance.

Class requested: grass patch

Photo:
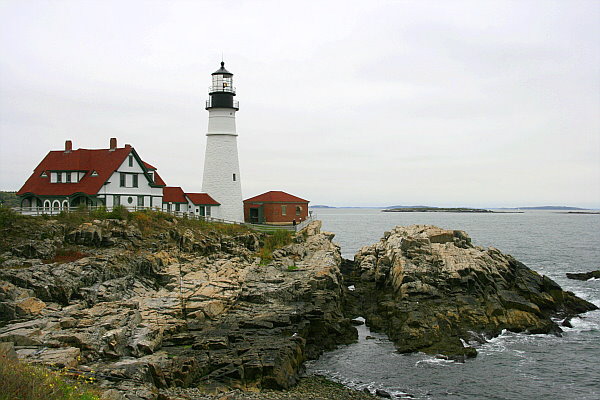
[286,265,299,271]
[177,216,251,236]
[258,230,293,265]
[0,355,100,400]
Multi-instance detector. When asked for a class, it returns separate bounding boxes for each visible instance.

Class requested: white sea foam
[415,356,454,367]
[566,315,600,332]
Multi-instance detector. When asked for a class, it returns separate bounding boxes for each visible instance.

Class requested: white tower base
[201,108,243,222]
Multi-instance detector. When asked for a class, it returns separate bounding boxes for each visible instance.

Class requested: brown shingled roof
[186,193,220,205]
[162,186,187,203]
[244,191,309,203]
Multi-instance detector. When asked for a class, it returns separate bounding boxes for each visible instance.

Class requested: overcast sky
[1,0,598,208]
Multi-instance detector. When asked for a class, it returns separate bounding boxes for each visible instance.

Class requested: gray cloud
[1,0,598,208]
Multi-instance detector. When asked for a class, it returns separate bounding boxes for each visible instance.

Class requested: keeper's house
[16,138,220,217]
[17,138,165,212]
[243,191,309,225]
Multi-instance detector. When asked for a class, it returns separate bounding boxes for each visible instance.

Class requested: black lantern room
[206,62,239,110]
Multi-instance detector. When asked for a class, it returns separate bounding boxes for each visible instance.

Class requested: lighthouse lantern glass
[212,74,233,92]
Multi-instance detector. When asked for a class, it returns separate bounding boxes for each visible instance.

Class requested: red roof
[17,146,164,197]
[163,186,187,203]
[153,171,166,186]
[186,193,220,205]
[244,191,309,203]
[18,147,132,196]
[143,161,156,170]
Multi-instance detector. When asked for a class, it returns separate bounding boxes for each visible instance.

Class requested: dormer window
[56,173,62,183]
[66,173,71,183]
[91,170,99,177]
[40,171,48,178]
[128,155,133,167]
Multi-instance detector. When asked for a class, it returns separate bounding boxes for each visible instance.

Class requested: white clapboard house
[17,138,219,218]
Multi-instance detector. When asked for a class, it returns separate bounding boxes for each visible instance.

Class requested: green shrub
[107,205,129,220]
[0,355,100,400]
[258,230,293,264]
[0,205,19,228]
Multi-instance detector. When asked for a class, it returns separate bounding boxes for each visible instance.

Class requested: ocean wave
[414,355,454,367]
[563,314,600,332]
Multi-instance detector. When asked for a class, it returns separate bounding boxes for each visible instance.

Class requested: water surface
[306,209,600,399]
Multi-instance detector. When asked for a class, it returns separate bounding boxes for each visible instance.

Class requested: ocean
[305,208,600,399]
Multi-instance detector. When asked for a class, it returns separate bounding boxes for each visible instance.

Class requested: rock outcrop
[566,270,600,281]
[344,225,598,360]
[2,216,596,398]
[0,218,355,399]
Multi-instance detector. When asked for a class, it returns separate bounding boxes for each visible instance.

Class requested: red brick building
[243,191,309,225]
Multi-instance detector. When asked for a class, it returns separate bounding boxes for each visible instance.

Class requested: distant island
[308,204,596,211]
[382,207,494,213]
[497,206,586,210]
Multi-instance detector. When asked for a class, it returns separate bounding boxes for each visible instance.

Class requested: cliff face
[0,217,355,399]
[344,225,598,359]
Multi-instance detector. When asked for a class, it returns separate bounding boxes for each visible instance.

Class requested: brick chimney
[65,140,72,153]
[109,137,117,151]
[125,144,132,149]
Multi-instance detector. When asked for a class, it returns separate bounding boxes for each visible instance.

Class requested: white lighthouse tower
[201,61,244,222]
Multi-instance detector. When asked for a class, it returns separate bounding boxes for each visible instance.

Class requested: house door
[249,207,259,223]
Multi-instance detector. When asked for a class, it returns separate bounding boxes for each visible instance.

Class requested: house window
[281,205,287,215]
[114,195,120,206]
[233,173,236,181]
[66,173,71,183]
[175,204,180,212]
[91,170,99,177]
[120,173,126,187]
[138,196,144,207]
[167,204,171,212]
[57,172,62,183]
[133,174,138,187]
[296,206,302,216]
[206,206,211,216]
[128,155,133,167]
[127,197,133,204]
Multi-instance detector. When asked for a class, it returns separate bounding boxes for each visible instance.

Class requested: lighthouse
[201,61,244,222]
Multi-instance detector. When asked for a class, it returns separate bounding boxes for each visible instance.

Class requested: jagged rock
[347,225,598,359]
[15,297,46,317]
[12,239,56,259]
[17,346,81,368]
[1,217,356,397]
[566,270,600,280]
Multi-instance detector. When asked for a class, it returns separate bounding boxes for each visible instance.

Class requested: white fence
[11,205,314,233]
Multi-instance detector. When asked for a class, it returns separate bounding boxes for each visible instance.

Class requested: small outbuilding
[243,191,309,225]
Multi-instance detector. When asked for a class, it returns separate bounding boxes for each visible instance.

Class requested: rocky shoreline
[1,213,597,399]
[343,225,597,359]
